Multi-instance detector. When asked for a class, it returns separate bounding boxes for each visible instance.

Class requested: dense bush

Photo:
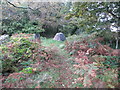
[0,33,64,76]
[92,31,120,49]
[1,33,119,88]
[0,36,38,74]
[65,35,119,88]
[58,23,78,36]
[22,20,45,34]
[72,53,119,88]
[2,18,45,35]
[1,34,70,88]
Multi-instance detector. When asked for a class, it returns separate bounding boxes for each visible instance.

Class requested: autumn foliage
[65,37,119,88]
[65,37,119,56]
[1,34,119,88]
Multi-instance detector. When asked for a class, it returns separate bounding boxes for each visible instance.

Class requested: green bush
[21,20,45,34]
[2,18,45,35]
[20,67,34,74]
[0,37,38,74]
[0,34,63,75]
[91,31,120,49]
[59,23,77,36]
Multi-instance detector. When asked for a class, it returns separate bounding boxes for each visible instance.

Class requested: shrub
[59,23,78,36]
[0,35,38,74]
[72,50,119,88]
[2,18,45,35]
[65,34,119,88]
[1,33,64,76]
[65,34,119,56]
[21,20,45,34]
[1,35,69,88]
[20,67,34,74]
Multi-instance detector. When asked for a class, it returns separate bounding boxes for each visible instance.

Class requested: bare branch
[5,0,37,11]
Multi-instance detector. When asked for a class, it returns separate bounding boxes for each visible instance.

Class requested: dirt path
[54,48,75,88]
[41,40,75,88]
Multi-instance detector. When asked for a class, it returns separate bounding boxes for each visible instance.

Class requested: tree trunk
[116,38,118,49]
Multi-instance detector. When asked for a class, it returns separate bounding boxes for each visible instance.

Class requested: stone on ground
[0,35,9,45]
[53,32,66,41]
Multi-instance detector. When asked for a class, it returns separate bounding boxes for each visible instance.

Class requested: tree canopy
[66,2,120,32]
[0,1,120,48]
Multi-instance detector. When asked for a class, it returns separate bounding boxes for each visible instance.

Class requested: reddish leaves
[65,37,119,56]
[65,37,119,88]
[111,49,120,56]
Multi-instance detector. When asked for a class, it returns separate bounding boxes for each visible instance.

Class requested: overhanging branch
[5,0,37,11]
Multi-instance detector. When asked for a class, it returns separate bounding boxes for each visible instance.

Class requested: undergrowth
[1,33,120,88]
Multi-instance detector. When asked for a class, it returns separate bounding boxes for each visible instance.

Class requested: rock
[0,35,9,45]
[34,33,40,39]
[53,32,66,41]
